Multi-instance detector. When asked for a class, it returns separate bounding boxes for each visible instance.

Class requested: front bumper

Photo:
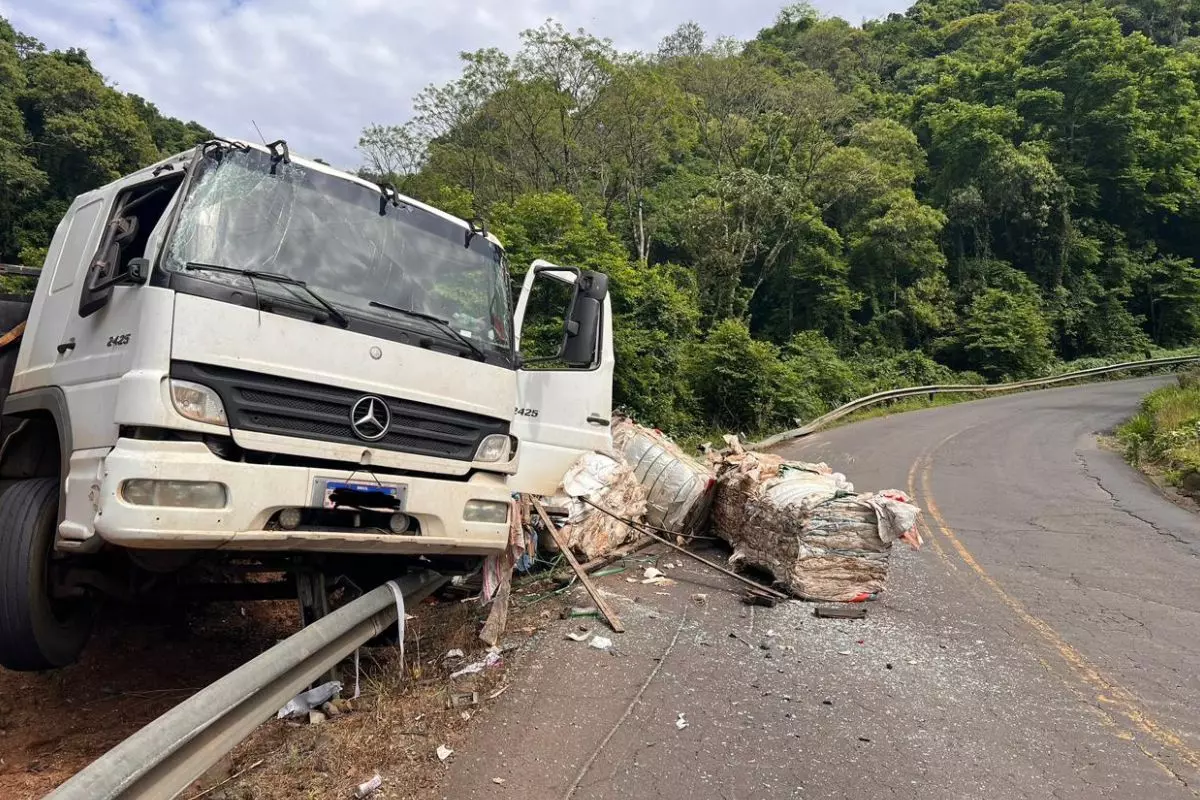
[93,438,512,555]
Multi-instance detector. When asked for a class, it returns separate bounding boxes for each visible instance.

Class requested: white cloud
[5,0,907,169]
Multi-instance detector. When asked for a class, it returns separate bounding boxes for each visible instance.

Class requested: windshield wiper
[368,300,487,361]
[184,262,349,328]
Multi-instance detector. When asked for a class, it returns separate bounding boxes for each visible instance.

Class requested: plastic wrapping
[611,417,715,534]
[549,451,648,559]
[712,438,921,602]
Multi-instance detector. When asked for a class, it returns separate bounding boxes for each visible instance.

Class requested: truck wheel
[0,478,92,670]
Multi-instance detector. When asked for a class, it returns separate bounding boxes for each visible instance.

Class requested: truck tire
[0,477,92,670]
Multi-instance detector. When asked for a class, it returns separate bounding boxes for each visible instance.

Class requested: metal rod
[577,497,789,600]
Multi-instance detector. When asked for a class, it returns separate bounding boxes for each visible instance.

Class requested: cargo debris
[353,774,383,799]
[449,647,502,679]
[276,680,342,720]
[712,437,922,602]
[611,416,716,536]
[815,605,868,620]
[546,452,648,560]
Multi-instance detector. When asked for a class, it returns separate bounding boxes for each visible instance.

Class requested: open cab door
[508,259,614,495]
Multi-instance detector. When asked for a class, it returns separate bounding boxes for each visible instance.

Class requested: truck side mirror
[516,264,609,368]
[560,270,608,366]
[79,255,149,317]
[79,216,146,317]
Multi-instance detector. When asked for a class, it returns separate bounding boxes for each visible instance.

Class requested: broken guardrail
[752,354,1200,449]
[46,569,447,800]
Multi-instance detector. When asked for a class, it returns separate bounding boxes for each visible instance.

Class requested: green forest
[4,1,1200,437]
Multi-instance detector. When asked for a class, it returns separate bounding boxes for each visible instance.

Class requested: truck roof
[81,139,506,251]
[151,139,506,250]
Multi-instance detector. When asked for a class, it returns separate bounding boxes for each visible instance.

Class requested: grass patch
[1117,368,1200,490]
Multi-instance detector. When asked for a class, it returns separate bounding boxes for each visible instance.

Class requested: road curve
[448,376,1199,799]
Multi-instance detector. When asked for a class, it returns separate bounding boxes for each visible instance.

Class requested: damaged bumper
[93,438,511,555]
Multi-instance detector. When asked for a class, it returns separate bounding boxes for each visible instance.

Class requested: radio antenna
[251,119,268,146]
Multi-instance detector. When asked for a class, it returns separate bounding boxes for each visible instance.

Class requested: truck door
[13,193,109,395]
[38,174,183,451]
[508,260,614,495]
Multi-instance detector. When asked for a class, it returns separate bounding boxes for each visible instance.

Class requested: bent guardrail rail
[46,569,447,800]
[753,354,1200,449]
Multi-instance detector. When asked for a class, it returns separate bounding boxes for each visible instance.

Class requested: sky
[4,0,908,170]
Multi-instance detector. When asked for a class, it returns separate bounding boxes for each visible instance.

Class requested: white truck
[0,138,614,670]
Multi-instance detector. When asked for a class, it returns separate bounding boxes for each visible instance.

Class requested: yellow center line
[905,454,953,569]
[912,430,1200,787]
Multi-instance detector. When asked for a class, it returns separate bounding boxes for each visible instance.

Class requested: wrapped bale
[611,416,716,535]
[713,439,921,602]
[544,451,648,560]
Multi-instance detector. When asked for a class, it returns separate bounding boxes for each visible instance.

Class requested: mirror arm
[87,257,150,292]
[86,272,130,292]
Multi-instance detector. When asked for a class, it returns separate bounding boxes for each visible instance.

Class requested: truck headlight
[170,380,228,426]
[464,499,510,524]
[474,434,512,463]
[122,479,228,509]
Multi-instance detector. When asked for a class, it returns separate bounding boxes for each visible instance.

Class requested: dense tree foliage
[3,4,1200,438]
[0,19,210,267]
[358,0,1200,433]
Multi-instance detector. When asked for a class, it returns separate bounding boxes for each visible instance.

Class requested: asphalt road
[447,377,1200,799]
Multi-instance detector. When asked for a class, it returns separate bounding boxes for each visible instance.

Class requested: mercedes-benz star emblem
[350,395,390,441]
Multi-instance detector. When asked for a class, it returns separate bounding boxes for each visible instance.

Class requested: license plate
[314,480,407,510]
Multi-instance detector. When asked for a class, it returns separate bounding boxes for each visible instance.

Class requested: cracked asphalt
[447,376,1200,799]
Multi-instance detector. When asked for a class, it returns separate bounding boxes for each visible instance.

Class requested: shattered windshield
[162,146,512,352]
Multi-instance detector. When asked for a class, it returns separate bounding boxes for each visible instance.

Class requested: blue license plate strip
[311,479,407,510]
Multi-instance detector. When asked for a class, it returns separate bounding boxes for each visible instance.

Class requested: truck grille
[171,361,509,461]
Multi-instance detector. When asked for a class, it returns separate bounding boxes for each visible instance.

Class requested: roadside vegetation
[1118,368,1200,496]
[4,0,1200,441]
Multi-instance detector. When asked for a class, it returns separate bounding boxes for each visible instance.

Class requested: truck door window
[78,174,183,316]
[520,274,598,370]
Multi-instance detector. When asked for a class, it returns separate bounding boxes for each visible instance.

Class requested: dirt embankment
[0,598,300,798]
[1,577,568,800]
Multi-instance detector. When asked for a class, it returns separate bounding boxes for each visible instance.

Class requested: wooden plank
[0,320,26,350]
[531,498,625,634]
[579,536,653,574]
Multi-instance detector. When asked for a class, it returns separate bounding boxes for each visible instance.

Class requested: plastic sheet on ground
[478,499,525,646]
[545,451,648,560]
[611,416,716,535]
[712,436,922,602]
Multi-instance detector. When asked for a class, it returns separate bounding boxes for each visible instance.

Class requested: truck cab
[0,138,613,670]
